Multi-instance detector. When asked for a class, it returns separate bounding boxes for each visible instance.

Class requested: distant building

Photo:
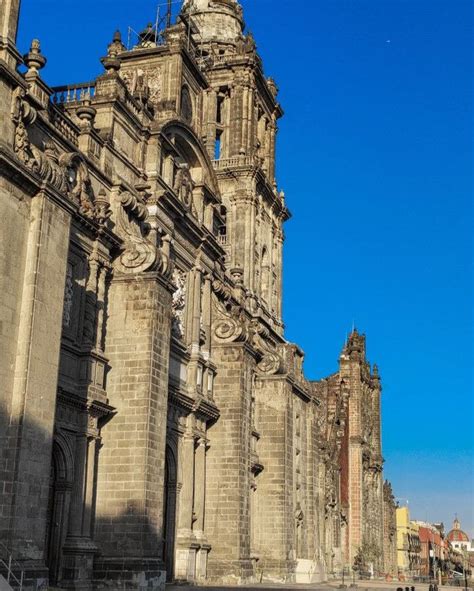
[446,518,473,553]
[446,517,474,575]
[396,507,421,578]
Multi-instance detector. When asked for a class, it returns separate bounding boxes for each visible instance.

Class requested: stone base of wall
[93,558,165,591]
[174,543,209,582]
[206,558,255,584]
[294,558,326,583]
[254,558,295,584]
[61,537,97,591]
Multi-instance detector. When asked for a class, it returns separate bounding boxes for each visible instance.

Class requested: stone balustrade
[51,82,96,105]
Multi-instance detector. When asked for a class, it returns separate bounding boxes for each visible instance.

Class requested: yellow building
[396,507,421,578]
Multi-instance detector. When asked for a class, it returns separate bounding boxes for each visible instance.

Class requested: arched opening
[163,444,178,581]
[45,437,73,586]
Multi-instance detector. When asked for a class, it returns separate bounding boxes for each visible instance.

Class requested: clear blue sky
[17,0,473,536]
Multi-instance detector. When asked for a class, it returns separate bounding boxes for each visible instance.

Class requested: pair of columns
[177,434,207,537]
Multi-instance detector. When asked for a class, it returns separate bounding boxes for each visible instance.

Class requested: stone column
[62,432,98,590]
[82,435,98,538]
[174,431,197,581]
[0,0,21,66]
[191,267,202,350]
[201,275,211,354]
[68,434,88,538]
[229,84,243,157]
[253,377,296,581]
[193,439,206,534]
[275,229,284,320]
[177,433,195,536]
[206,343,254,582]
[222,93,230,159]
[268,118,277,182]
[94,271,173,588]
[205,89,217,159]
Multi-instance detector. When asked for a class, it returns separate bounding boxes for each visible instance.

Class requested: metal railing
[0,543,24,591]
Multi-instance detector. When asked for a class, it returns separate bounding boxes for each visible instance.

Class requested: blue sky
[17,0,473,536]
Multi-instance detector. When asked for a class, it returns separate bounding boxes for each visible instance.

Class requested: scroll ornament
[11,89,111,225]
[211,279,282,375]
[114,188,171,276]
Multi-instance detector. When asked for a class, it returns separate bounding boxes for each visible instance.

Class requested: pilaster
[94,271,174,590]
[205,343,255,583]
[253,376,296,581]
[0,186,72,585]
[0,0,22,67]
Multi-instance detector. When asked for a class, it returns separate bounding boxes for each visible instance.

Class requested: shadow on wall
[0,403,166,591]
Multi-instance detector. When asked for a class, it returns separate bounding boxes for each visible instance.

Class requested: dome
[447,529,469,543]
[447,517,469,543]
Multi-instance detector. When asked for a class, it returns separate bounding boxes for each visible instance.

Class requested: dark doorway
[45,439,73,586]
[163,444,178,581]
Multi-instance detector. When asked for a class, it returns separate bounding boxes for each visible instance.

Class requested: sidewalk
[166,580,473,591]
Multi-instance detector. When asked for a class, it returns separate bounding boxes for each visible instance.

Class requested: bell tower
[182,0,288,331]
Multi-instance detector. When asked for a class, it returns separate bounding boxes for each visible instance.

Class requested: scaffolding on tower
[125,0,218,74]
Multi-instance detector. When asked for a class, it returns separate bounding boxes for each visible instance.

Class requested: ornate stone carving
[113,187,170,276]
[173,162,194,210]
[12,90,112,225]
[248,320,281,375]
[121,65,161,105]
[115,189,152,272]
[213,303,246,343]
[62,262,74,328]
[171,269,187,339]
[235,32,256,55]
[211,278,282,373]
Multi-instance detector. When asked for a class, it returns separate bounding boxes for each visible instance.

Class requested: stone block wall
[205,343,254,583]
[0,186,71,584]
[253,377,294,579]
[94,273,173,588]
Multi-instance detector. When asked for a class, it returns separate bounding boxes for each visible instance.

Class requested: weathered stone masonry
[0,0,397,589]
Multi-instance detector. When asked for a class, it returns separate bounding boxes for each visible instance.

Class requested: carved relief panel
[171,268,187,340]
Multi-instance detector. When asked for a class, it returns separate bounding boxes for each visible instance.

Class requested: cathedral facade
[0,1,396,589]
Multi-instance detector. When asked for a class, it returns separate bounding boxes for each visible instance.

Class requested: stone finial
[107,30,126,57]
[76,99,96,129]
[137,23,157,48]
[244,31,256,53]
[23,39,47,74]
[101,31,123,72]
[95,188,112,227]
[267,77,278,98]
